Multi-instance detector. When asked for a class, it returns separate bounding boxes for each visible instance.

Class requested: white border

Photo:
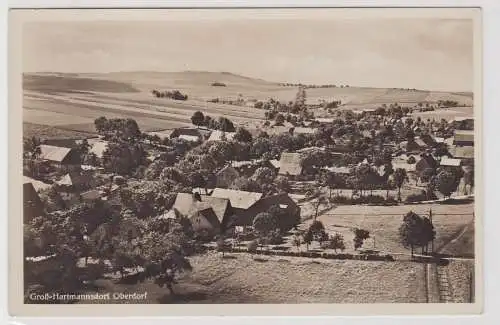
[2,0,499,324]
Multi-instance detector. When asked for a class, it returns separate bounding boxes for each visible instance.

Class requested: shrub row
[330,195,399,206]
[217,246,395,262]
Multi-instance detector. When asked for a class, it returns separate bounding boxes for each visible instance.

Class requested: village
[22,84,475,303]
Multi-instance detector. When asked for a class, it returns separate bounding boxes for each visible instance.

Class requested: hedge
[211,246,395,262]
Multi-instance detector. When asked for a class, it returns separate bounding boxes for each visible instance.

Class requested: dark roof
[453,130,474,144]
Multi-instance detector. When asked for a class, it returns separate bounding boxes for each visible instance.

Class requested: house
[315,117,335,124]
[415,154,438,174]
[210,188,300,230]
[440,157,462,167]
[39,144,80,165]
[55,172,92,192]
[207,130,236,142]
[278,152,303,177]
[216,166,240,188]
[172,193,226,234]
[269,159,281,170]
[23,180,45,223]
[453,130,474,146]
[145,130,174,141]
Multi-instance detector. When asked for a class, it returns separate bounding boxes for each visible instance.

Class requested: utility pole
[429,208,434,254]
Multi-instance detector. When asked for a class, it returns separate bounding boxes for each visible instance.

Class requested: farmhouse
[145,130,174,141]
[278,152,303,177]
[453,130,474,146]
[55,172,93,192]
[39,144,80,165]
[209,188,300,229]
[173,193,232,232]
[23,179,45,223]
[415,154,438,173]
[170,127,204,142]
[208,130,236,142]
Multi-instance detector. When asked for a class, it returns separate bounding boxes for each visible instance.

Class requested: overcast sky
[22,17,474,91]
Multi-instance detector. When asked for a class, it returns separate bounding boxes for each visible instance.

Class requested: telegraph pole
[429,208,434,254]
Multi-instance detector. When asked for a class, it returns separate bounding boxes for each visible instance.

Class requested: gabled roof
[200,195,231,222]
[39,144,73,163]
[210,188,263,210]
[55,172,90,187]
[178,134,201,142]
[278,152,302,176]
[145,130,174,140]
[440,157,462,167]
[81,190,101,201]
[23,176,51,192]
[173,193,200,217]
[325,166,351,174]
[207,130,236,142]
[191,207,221,230]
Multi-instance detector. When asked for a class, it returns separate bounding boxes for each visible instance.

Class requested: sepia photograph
[9,7,482,315]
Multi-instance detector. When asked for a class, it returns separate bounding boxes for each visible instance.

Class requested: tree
[433,170,460,198]
[234,127,253,143]
[274,176,291,193]
[329,233,346,253]
[463,168,474,195]
[217,117,235,132]
[292,233,302,252]
[302,229,313,251]
[23,136,42,160]
[191,111,205,128]
[399,211,435,257]
[352,228,370,250]
[102,141,147,175]
[275,113,285,126]
[393,168,409,202]
[253,212,279,242]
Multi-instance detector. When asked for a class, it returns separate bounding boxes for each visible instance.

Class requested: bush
[211,82,227,87]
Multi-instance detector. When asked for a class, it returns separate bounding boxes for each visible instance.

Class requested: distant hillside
[23,71,474,107]
[23,74,140,93]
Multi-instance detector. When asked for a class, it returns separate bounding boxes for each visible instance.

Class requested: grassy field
[80,252,427,304]
[300,201,475,257]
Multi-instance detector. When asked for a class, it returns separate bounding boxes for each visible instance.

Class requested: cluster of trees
[190,111,236,132]
[279,83,350,89]
[207,94,246,106]
[437,100,460,108]
[151,89,188,101]
[399,211,435,256]
[210,82,227,87]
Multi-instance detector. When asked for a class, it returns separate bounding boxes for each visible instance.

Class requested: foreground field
[301,201,474,257]
[82,252,427,304]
